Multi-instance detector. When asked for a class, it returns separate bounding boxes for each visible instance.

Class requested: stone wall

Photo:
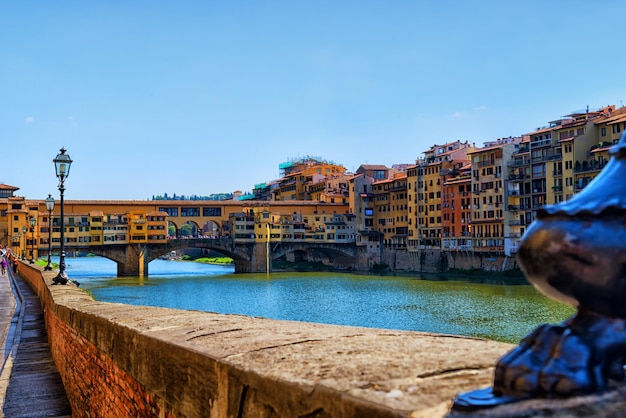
[380,249,519,274]
[17,262,513,418]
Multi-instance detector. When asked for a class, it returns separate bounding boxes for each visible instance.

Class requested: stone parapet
[17,262,512,417]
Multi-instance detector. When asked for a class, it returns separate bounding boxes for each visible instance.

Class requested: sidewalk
[0,264,71,417]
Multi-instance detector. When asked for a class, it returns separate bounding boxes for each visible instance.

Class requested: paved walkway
[0,264,71,417]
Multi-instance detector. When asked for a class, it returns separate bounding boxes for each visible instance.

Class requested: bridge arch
[270,242,359,270]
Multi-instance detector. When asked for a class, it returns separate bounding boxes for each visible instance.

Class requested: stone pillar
[117,244,149,277]
[233,243,268,273]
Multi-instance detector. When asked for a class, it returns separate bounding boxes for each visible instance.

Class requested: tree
[180,224,192,236]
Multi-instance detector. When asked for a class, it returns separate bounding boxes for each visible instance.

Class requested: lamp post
[13,233,20,260]
[44,194,54,271]
[21,226,27,260]
[29,216,36,264]
[53,147,72,285]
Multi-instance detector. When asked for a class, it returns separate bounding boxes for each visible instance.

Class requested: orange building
[441,162,472,251]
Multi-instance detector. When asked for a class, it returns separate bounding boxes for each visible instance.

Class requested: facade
[371,173,408,248]
[272,157,347,201]
[469,137,520,255]
[4,196,169,260]
[348,171,382,251]
[441,162,472,251]
[414,140,475,250]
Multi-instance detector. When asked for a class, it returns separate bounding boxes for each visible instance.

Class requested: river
[66,256,574,344]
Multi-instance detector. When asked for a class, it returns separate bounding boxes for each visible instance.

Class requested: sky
[2,1,626,201]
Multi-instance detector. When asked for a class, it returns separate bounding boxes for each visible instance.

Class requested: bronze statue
[453,130,626,409]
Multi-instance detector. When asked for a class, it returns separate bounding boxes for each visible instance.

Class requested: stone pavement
[0,264,71,418]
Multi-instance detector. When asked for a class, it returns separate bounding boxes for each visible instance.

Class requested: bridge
[63,238,365,276]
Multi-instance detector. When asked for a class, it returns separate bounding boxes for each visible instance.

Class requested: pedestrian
[1,257,6,276]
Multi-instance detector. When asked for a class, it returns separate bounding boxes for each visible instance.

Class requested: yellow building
[414,140,475,250]
[3,196,170,260]
[469,138,520,254]
[371,173,408,247]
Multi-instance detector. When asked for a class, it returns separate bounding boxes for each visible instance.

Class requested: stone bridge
[67,238,366,276]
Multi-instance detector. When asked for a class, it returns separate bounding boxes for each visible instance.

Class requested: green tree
[180,224,192,236]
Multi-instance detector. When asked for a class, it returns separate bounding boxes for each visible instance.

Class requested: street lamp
[45,194,54,271]
[14,233,20,257]
[21,226,27,260]
[53,147,72,285]
[29,216,36,264]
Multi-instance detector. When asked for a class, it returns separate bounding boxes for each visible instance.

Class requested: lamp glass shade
[30,216,36,227]
[53,147,73,180]
[45,194,55,211]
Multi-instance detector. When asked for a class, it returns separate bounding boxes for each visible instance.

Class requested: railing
[574,161,608,173]
[530,138,552,147]
[510,159,530,167]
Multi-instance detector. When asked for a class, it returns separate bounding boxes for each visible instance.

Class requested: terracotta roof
[358,165,388,170]
[526,125,557,135]
[373,178,394,185]
[467,144,507,154]
[607,115,626,125]
[444,177,472,186]
[0,183,19,191]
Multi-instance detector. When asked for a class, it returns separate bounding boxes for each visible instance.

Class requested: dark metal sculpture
[453,130,626,410]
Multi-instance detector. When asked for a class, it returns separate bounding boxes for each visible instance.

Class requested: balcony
[508,174,527,181]
[530,138,552,148]
[574,160,608,173]
[545,153,562,161]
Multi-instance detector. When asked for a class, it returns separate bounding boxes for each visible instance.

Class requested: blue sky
[3,1,626,200]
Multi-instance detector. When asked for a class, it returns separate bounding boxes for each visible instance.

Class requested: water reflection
[65,256,574,343]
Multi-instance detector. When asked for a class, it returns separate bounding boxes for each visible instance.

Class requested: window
[159,207,178,217]
[181,207,200,217]
[202,207,221,216]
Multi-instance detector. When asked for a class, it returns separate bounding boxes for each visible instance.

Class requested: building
[272,157,347,201]
[441,162,472,251]
[470,137,521,255]
[414,140,475,250]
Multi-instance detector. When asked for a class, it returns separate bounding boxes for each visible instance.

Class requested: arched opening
[201,220,221,238]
